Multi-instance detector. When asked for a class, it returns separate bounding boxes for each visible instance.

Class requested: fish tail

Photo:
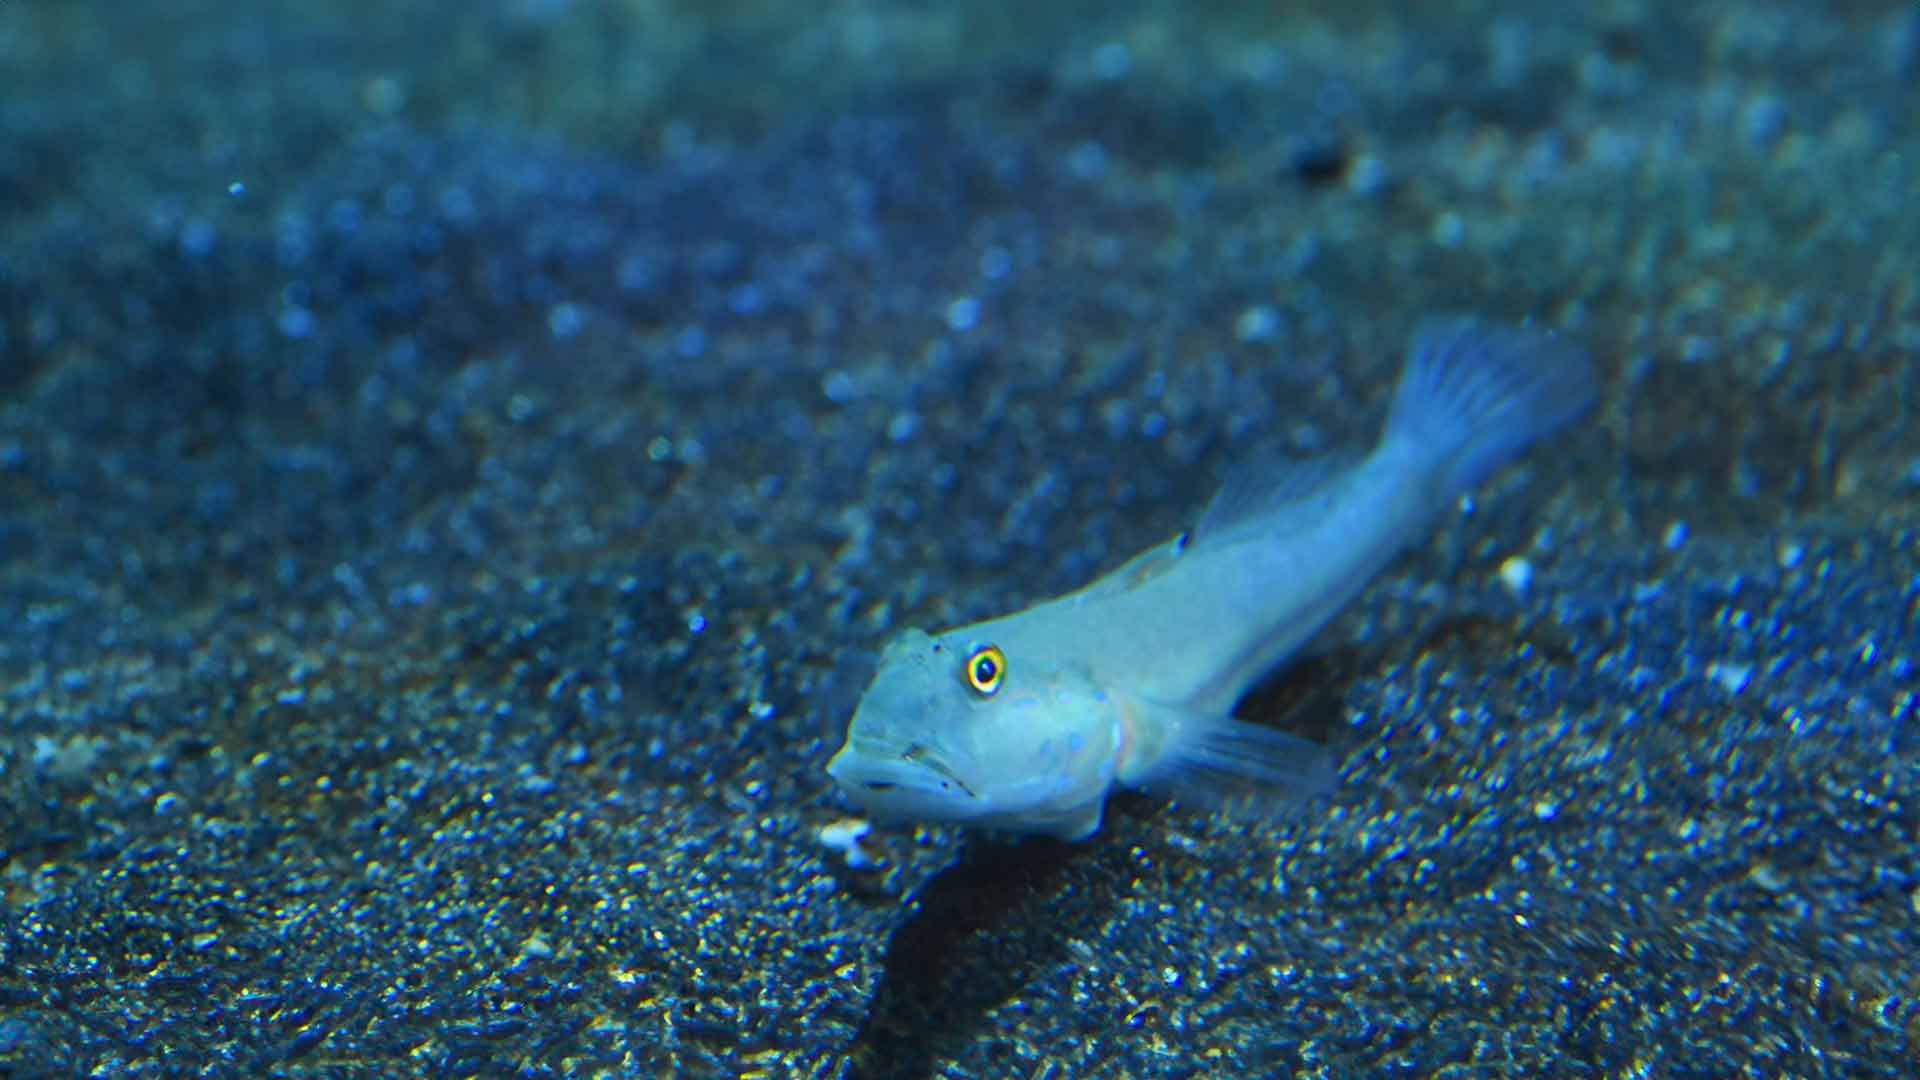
[1384,318,1598,497]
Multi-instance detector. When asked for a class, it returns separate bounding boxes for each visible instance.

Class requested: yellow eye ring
[964,645,1006,696]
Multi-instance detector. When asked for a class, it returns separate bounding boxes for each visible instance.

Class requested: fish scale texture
[1,1,1917,1077]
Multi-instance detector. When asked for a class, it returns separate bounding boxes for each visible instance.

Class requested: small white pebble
[1497,555,1534,595]
[1708,661,1753,695]
[1346,153,1389,196]
[885,410,920,442]
[546,302,585,340]
[1234,305,1280,343]
[33,734,104,780]
[945,295,980,332]
[818,818,882,870]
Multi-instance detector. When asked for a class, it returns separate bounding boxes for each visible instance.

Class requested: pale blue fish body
[827,320,1598,840]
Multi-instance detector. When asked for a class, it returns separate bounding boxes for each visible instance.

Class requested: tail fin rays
[1387,318,1598,497]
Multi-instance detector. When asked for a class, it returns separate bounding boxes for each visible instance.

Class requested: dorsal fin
[1192,448,1361,544]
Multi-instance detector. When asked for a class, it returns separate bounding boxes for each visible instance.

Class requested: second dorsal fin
[1192,448,1361,544]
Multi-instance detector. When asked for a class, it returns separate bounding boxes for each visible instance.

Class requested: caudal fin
[1385,318,1598,496]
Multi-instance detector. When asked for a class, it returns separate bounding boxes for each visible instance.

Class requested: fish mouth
[827,741,977,800]
[899,744,976,798]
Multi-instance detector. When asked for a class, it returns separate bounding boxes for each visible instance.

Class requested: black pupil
[973,656,997,683]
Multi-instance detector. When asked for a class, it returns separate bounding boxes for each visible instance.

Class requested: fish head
[826,626,1120,834]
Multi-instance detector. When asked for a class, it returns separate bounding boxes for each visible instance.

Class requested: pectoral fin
[1050,800,1106,842]
[988,798,1106,841]
[1127,701,1339,821]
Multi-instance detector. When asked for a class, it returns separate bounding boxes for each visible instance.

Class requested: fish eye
[964,645,1006,696]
